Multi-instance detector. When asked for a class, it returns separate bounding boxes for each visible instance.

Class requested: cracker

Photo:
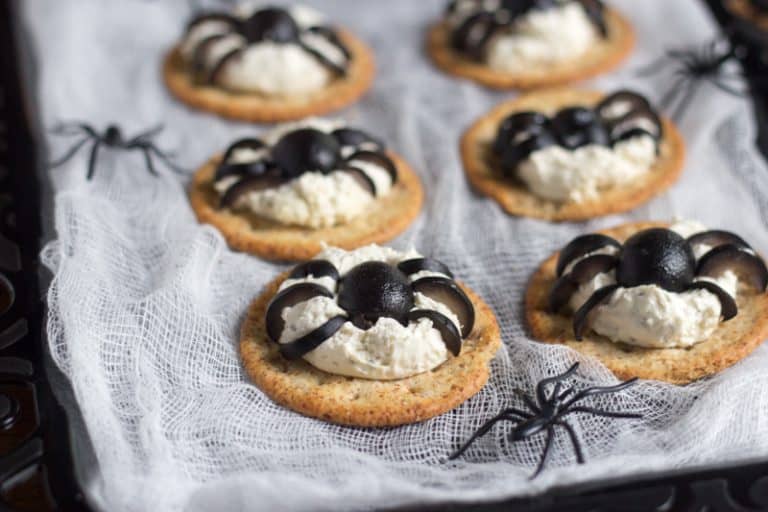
[189,152,424,261]
[525,221,768,384]
[427,8,635,89]
[460,89,686,221]
[163,29,375,122]
[239,273,501,427]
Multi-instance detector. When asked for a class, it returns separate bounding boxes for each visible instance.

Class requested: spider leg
[126,124,164,145]
[86,140,101,180]
[557,387,575,402]
[671,80,702,121]
[562,378,639,409]
[659,75,690,114]
[449,411,529,460]
[51,122,97,137]
[145,144,186,174]
[535,362,579,404]
[49,136,91,168]
[141,146,159,176]
[513,388,540,414]
[562,405,643,419]
[636,55,670,76]
[706,76,748,97]
[555,421,584,464]
[530,426,555,479]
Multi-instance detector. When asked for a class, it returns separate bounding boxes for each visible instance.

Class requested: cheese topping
[277,245,462,380]
[568,220,739,348]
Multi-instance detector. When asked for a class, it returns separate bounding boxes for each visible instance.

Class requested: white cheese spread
[180,5,339,96]
[277,245,463,380]
[517,135,657,203]
[568,221,739,348]
[214,118,393,229]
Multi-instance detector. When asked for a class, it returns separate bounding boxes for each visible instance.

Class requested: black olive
[221,138,266,163]
[265,283,334,342]
[555,233,621,277]
[697,244,768,292]
[271,128,341,178]
[214,160,272,182]
[331,128,383,150]
[609,110,663,144]
[397,258,454,279]
[573,284,620,340]
[219,173,287,208]
[687,281,737,320]
[338,262,414,328]
[288,260,340,281]
[240,8,299,43]
[186,12,240,33]
[346,150,398,184]
[279,316,348,360]
[412,277,475,337]
[339,166,377,196]
[616,228,696,292]
[552,107,610,149]
[499,131,558,175]
[687,230,750,251]
[408,310,463,356]
[450,12,499,60]
[577,0,607,37]
[596,90,652,122]
[493,111,550,156]
[548,254,618,312]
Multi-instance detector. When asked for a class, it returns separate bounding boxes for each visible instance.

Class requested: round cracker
[426,8,635,89]
[189,151,424,261]
[525,221,768,384]
[460,89,686,221]
[239,272,501,427]
[163,29,375,122]
[727,0,768,30]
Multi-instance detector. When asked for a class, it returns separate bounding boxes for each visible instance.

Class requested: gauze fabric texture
[20,0,768,511]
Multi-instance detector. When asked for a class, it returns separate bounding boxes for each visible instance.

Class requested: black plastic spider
[449,362,641,477]
[639,38,752,120]
[446,0,607,61]
[50,122,184,180]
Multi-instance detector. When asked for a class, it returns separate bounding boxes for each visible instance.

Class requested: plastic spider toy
[215,126,397,209]
[449,362,641,477]
[446,0,606,61]
[50,122,184,180]
[493,90,662,175]
[266,258,474,359]
[640,38,751,120]
[185,6,350,85]
[548,228,768,339]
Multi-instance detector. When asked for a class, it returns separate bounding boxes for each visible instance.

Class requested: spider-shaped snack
[50,122,184,179]
[450,362,641,477]
[493,89,662,176]
[214,124,397,210]
[266,257,475,360]
[183,5,350,87]
[549,227,768,339]
[446,0,607,61]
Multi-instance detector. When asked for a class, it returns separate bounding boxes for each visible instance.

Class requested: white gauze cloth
[19,0,768,511]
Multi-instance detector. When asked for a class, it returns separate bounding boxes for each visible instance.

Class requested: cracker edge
[459,88,686,221]
[426,8,635,89]
[524,220,768,384]
[189,152,424,261]
[239,272,502,427]
[163,29,376,122]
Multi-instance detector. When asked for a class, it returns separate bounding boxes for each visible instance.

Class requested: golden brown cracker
[189,151,424,261]
[460,89,686,221]
[239,273,501,427]
[525,221,768,384]
[427,8,635,89]
[163,29,375,122]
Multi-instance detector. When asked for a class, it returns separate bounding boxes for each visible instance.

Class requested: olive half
[271,128,341,178]
[616,228,695,293]
[241,7,299,43]
[338,261,414,329]
[412,277,475,337]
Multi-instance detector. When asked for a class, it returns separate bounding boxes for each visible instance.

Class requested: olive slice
[397,258,454,279]
[331,128,383,150]
[186,12,240,32]
[687,230,749,250]
[552,107,610,149]
[214,160,273,182]
[596,90,652,121]
[493,111,550,156]
[577,0,607,37]
[450,12,499,60]
[279,315,347,360]
[346,150,398,184]
[555,234,621,277]
[688,281,737,320]
[412,277,475,337]
[288,260,340,281]
[548,254,618,312]
[298,40,347,76]
[697,244,768,292]
[219,174,287,208]
[265,283,334,343]
[573,284,620,340]
[208,47,243,85]
[499,131,558,175]
[307,26,352,59]
[221,138,266,163]
[191,33,228,80]
[609,109,663,143]
[408,309,462,356]
[339,166,377,196]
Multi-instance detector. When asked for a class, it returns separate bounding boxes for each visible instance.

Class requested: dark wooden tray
[2,1,767,510]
